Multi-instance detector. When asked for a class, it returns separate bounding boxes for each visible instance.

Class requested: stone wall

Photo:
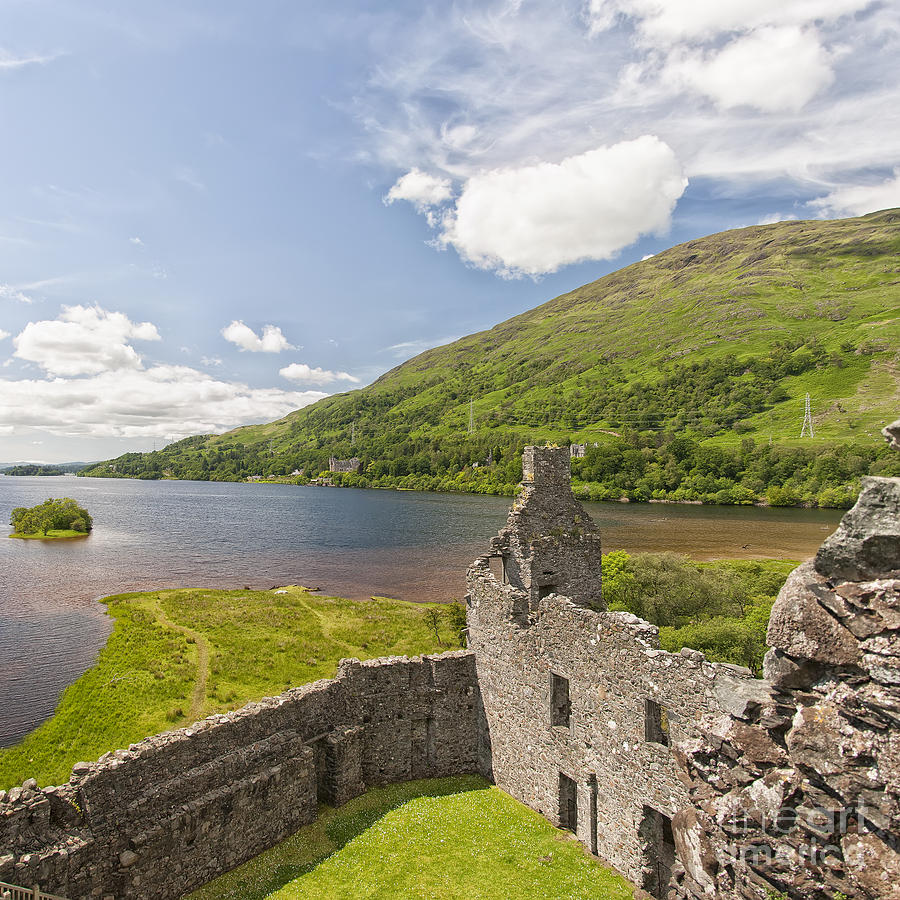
[466,446,768,895]
[0,651,481,899]
[672,468,900,900]
[3,435,898,900]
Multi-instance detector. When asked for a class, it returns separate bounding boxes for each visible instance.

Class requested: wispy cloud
[384,335,461,360]
[0,50,62,70]
[175,165,206,191]
[360,0,900,275]
[0,284,33,304]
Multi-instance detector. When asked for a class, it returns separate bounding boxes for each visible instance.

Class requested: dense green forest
[82,211,900,507]
[601,551,795,675]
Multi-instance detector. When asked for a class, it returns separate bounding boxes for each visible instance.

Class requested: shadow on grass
[198,775,489,900]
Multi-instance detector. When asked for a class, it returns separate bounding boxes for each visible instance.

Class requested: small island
[8,497,93,540]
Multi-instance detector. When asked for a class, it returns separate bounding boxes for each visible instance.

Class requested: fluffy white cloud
[0,329,9,341]
[384,169,453,211]
[221,320,294,353]
[667,27,834,112]
[13,305,161,377]
[438,136,687,277]
[587,0,871,42]
[279,363,360,386]
[811,169,900,216]
[0,283,33,304]
[362,0,900,269]
[0,366,327,439]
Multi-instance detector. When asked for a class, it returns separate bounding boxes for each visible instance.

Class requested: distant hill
[3,463,91,476]
[83,211,900,506]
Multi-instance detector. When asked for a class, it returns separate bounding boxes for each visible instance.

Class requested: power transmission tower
[468,399,474,435]
[800,393,815,438]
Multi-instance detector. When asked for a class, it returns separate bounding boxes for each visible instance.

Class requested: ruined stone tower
[485,446,604,619]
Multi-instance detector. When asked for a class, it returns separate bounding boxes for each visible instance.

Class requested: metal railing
[0,882,69,900]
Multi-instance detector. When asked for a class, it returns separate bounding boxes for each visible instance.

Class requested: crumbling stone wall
[672,457,900,900]
[0,651,481,899]
[4,433,898,900]
[466,447,767,894]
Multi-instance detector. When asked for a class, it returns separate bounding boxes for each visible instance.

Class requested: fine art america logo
[725,800,878,869]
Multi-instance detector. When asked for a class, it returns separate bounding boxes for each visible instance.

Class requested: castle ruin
[1,428,898,899]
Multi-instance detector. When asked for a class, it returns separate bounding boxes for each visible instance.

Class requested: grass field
[188,776,634,900]
[8,529,89,540]
[0,587,453,790]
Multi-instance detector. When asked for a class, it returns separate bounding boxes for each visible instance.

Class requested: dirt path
[292,591,358,654]
[152,601,211,722]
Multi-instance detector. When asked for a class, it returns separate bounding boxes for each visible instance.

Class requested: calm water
[0,476,842,746]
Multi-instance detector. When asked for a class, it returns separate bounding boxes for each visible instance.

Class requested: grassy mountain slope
[83,210,900,502]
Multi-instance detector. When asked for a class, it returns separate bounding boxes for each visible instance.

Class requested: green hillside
[83,210,900,505]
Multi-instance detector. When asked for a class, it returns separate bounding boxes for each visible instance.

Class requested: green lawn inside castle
[188,776,634,900]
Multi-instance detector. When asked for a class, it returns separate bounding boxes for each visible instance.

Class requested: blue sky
[0,0,898,463]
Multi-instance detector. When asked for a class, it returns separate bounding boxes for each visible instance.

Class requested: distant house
[569,444,587,458]
[329,456,361,474]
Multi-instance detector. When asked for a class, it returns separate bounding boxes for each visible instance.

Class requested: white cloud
[384,336,461,360]
[222,320,294,353]
[384,169,453,211]
[0,50,60,70]
[175,165,206,191]
[438,136,687,277]
[667,27,834,112]
[757,212,799,225]
[359,0,900,270]
[279,363,360,386]
[0,284,33,304]
[811,169,900,216]
[0,366,327,440]
[586,0,872,43]
[0,329,9,341]
[129,236,144,246]
[201,356,223,367]
[13,305,161,377]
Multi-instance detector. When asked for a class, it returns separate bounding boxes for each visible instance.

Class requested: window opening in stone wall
[559,772,578,832]
[538,584,556,600]
[639,806,677,899]
[644,698,669,746]
[550,673,571,727]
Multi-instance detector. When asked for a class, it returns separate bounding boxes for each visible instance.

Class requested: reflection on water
[0,476,842,745]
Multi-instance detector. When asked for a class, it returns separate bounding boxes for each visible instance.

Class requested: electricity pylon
[800,393,815,439]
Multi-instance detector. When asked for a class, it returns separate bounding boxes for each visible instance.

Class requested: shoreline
[0,585,455,789]
[75,472,853,510]
[8,529,91,541]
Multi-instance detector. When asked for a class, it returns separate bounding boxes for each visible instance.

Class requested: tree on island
[9,498,93,536]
